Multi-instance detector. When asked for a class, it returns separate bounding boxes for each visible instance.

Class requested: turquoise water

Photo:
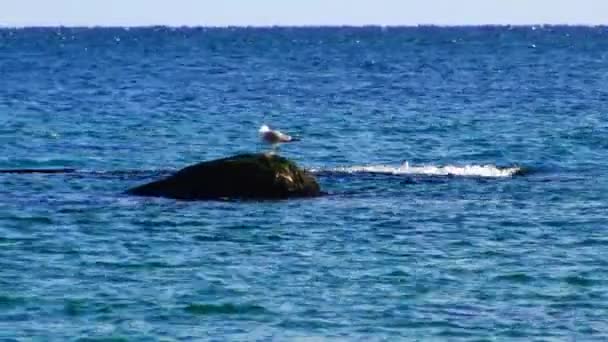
[1,26,608,340]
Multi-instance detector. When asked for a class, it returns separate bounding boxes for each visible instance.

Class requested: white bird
[258,124,297,145]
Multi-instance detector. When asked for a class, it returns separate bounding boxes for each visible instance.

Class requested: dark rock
[126,153,321,200]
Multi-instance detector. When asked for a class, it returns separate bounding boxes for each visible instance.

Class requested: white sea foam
[314,162,522,178]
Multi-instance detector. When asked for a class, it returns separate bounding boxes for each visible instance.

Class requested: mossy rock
[126,153,321,200]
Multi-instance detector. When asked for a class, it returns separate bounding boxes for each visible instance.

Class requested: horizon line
[1,23,607,29]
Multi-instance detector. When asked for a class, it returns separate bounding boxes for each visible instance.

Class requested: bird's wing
[262,131,280,143]
[275,131,293,142]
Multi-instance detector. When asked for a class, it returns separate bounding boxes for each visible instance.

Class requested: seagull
[259,124,298,146]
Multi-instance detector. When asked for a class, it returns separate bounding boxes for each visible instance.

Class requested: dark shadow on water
[0,168,77,174]
[185,302,272,316]
[0,165,541,201]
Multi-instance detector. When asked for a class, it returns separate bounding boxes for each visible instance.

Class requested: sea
[1,26,607,341]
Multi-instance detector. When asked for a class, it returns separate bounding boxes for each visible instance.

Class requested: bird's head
[259,125,271,134]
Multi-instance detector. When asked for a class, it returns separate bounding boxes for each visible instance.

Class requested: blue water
[1,26,608,340]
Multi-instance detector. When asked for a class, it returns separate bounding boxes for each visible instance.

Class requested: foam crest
[316,162,522,178]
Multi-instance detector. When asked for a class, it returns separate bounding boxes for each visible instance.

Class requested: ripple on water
[493,272,536,284]
[75,338,129,342]
[184,302,271,316]
[63,298,113,317]
[0,294,26,309]
[562,274,597,287]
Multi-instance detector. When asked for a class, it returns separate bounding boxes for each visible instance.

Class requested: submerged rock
[126,153,321,200]
[0,168,76,174]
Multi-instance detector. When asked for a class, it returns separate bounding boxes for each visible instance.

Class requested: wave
[312,162,525,178]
